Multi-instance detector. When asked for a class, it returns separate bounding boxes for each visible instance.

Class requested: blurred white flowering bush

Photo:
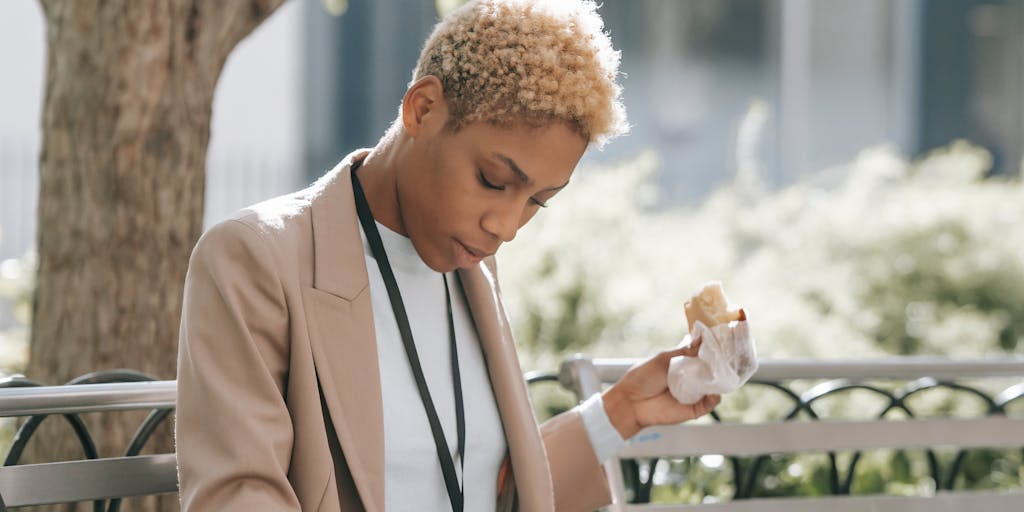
[0,242,33,460]
[501,141,1024,368]
[0,248,33,376]
[501,140,1024,499]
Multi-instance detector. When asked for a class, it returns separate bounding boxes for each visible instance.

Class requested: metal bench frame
[0,374,177,510]
[2,357,1023,510]
[556,356,1024,512]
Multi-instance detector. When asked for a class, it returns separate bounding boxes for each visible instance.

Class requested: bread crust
[684,281,741,331]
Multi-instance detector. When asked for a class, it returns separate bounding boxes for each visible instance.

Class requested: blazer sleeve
[175,219,301,511]
[541,409,613,512]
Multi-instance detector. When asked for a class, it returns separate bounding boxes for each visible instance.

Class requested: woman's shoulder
[203,158,357,251]
[191,159,363,288]
[192,187,319,272]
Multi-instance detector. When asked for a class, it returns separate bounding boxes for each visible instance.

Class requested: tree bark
[26,1,285,510]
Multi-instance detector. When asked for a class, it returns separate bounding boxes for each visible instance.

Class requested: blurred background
[1,0,1023,505]
[4,0,1023,353]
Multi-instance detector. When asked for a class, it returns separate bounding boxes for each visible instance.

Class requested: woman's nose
[481,203,522,243]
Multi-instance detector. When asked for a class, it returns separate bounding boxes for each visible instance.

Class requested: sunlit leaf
[321,0,348,17]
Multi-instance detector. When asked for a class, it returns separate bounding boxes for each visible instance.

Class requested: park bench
[1,358,1023,510]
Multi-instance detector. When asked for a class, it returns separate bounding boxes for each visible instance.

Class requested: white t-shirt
[360,221,623,511]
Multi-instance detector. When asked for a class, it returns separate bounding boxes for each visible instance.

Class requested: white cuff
[578,392,626,464]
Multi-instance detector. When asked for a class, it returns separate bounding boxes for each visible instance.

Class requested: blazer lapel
[458,260,556,512]
[303,152,386,512]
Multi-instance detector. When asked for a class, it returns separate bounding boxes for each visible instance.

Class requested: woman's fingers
[640,392,721,426]
[676,393,719,419]
[695,394,721,416]
[665,337,702,359]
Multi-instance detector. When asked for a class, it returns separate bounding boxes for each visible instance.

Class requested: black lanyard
[350,161,466,512]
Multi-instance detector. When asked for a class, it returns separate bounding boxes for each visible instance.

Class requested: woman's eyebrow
[493,152,570,191]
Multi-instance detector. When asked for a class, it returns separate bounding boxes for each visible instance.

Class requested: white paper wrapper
[668,319,758,404]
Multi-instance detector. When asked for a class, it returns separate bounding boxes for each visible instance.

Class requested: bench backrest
[4,357,1024,510]
[0,379,177,508]
[557,356,1024,512]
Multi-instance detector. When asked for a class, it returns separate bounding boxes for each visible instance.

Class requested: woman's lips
[453,238,487,267]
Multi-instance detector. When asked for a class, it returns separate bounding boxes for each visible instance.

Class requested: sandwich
[684,281,744,332]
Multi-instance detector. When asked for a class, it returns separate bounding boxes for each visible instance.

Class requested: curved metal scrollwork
[526,370,1024,504]
[0,370,175,512]
[726,378,1021,502]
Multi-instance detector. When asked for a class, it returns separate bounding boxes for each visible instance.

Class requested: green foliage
[435,0,468,17]
[319,0,349,17]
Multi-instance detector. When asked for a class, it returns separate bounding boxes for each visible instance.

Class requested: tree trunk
[26,1,285,510]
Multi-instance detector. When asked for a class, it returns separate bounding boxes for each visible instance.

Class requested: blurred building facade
[304,0,1024,204]
[1,0,1022,263]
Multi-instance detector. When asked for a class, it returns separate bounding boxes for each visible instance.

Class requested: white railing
[2,358,1023,509]
[0,379,178,507]
[0,380,176,417]
[558,356,1024,512]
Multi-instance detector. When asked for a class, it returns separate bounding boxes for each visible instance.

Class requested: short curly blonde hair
[412,0,628,147]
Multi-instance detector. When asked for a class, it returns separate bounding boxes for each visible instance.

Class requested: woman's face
[397,120,587,272]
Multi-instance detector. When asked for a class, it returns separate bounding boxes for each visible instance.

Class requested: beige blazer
[175,150,612,511]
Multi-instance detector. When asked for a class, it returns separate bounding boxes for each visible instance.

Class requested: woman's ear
[401,76,448,139]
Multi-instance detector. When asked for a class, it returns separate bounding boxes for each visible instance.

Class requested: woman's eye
[479,171,505,191]
[530,197,549,208]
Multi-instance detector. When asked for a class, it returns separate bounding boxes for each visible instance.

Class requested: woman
[175,1,720,510]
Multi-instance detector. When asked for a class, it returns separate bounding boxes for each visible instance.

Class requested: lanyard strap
[350,161,466,512]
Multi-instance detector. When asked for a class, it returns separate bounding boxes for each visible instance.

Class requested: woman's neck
[354,131,408,236]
